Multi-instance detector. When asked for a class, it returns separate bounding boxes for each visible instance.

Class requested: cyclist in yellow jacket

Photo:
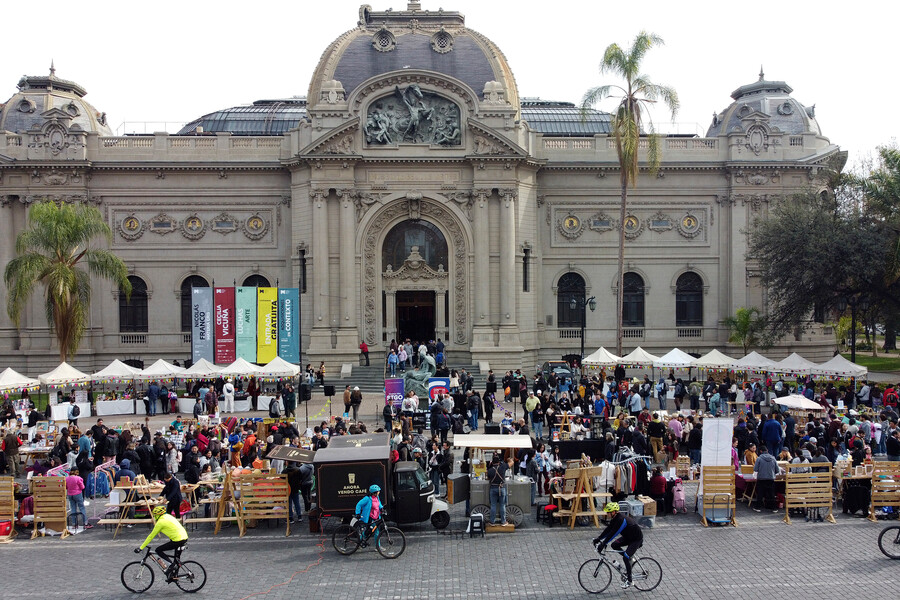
[135,505,188,579]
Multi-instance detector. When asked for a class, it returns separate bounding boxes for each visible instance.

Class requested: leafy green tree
[581,31,678,355]
[5,201,131,362]
[722,307,765,355]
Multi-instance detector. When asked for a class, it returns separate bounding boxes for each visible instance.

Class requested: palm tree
[5,201,131,362]
[581,31,678,355]
[722,307,764,355]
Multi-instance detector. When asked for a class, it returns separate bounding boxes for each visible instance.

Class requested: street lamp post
[837,294,870,364]
[570,295,597,371]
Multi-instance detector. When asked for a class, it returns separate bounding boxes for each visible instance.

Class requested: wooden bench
[783,463,835,524]
[869,461,900,522]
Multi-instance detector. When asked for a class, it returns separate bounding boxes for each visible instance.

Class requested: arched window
[242,274,270,287]
[180,276,209,332]
[557,272,585,328]
[119,276,148,332]
[622,272,645,328]
[382,220,448,271]
[676,272,704,326]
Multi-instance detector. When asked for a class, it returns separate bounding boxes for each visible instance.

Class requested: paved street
[7,486,897,600]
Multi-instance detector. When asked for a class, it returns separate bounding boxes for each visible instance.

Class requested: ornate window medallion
[678,213,702,238]
[431,30,453,54]
[588,212,615,233]
[372,28,396,52]
[182,214,207,240]
[149,213,177,235]
[623,214,644,239]
[119,214,144,240]
[557,214,584,240]
[211,212,238,234]
[242,214,269,241]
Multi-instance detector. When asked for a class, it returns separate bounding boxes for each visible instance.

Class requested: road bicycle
[878,524,900,559]
[578,544,662,594]
[332,514,407,559]
[121,546,207,593]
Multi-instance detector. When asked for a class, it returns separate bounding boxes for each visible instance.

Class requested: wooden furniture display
[97,479,164,538]
[675,456,691,479]
[699,466,736,527]
[183,472,242,535]
[868,461,900,522]
[31,476,69,539]
[0,477,16,543]
[550,466,610,529]
[233,472,290,537]
[783,463,835,524]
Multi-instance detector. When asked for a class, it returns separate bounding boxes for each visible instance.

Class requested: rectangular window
[522,248,530,292]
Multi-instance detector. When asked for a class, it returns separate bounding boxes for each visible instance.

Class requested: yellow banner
[256,287,278,363]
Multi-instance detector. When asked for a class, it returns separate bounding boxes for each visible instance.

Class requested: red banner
[214,287,236,364]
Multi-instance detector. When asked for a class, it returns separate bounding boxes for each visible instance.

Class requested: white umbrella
[731,351,776,372]
[220,357,262,378]
[770,353,818,376]
[811,354,867,378]
[258,356,301,378]
[692,349,736,370]
[137,359,185,381]
[774,394,823,411]
[582,347,622,368]
[91,359,143,382]
[179,358,223,379]
[619,347,660,368]
[39,362,91,386]
[653,348,695,369]
[0,367,41,392]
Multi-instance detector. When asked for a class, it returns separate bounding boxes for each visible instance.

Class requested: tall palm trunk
[616,183,627,356]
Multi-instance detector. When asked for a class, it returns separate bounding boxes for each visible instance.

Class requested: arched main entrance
[361,197,469,348]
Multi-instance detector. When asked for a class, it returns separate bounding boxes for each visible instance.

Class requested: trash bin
[308,507,322,533]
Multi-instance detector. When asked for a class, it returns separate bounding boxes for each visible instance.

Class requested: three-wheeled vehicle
[314,433,450,529]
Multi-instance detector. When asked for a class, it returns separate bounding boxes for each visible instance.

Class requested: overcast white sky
[1,0,894,169]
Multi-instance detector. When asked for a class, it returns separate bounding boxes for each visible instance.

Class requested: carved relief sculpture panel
[365,85,461,146]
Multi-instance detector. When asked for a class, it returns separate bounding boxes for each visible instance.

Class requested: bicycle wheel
[332,524,361,555]
[375,526,406,559]
[878,525,900,559]
[631,557,663,591]
[121,561,154,593]
[175,561,207,593]
[577,559,612,594]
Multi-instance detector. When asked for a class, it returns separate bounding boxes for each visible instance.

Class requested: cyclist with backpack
[135,505,189,581]
[593,502,644,589]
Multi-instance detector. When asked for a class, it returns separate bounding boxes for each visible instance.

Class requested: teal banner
[277,288,300,364]
[235,287,257,362]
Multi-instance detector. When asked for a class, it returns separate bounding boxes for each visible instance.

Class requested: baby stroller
[671,478,686,514]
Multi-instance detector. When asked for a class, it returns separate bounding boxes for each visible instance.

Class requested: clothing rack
[610,453,651,466]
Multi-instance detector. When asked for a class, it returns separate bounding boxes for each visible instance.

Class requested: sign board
[277,288,300,363]
[235,287,257,362]
[214,287,237,364]
[256,287,278,363]
[191,287,214,362]
[427,377,450,402]
[384,378,404,408]
[266,445,315,463]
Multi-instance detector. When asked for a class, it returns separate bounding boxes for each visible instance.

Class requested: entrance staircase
[338,363,487,394]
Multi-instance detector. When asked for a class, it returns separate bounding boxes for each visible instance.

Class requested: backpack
[269,398,281,418]
[71,404,81,417]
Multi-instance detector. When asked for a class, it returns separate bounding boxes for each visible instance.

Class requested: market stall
[811,354,867,380]
[581,347,621,373]
[38,363,91,421]
[91,360,143,416]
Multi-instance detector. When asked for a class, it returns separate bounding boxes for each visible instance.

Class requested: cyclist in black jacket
[593,502,643,589]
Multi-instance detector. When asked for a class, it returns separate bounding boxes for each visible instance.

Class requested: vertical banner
[235,287,257,362]
[277,288,300,363]
[191,287,214,363]
[257,287,278,363]
[384,378,405,409]
[214,287,236,364]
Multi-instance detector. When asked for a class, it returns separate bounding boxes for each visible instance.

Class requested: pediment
[467,120,526,157]
[39,107,75,122]
[301,120,360,156]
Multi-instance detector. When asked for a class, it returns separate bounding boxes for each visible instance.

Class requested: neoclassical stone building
[0,3,842,373]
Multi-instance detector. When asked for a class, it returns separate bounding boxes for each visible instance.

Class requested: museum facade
[0,2,843,373]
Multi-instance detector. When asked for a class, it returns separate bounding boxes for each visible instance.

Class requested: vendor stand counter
[96,399,135,416]
[49,403,90,422]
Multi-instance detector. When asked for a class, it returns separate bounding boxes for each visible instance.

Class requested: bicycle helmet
[602,502,620,513]
[152,505,167,517]
[369,484,381,494]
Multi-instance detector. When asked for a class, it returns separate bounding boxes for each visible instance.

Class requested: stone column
[0,198,14,333]
[384,291,397,344]
[339,190,356,326]
[435,290,446,340]
[499,188,517,324]
[311,189,330,328]
[472,189,489,325]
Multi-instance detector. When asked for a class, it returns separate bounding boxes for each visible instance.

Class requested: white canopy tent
[136,359,185,381]
[450,434,534,449]
[731,351,776,373]
[179,358,223,380]
[692,349,736,371]
[220,357,262,378]
[91,359,143,382]
[811,354,867,379]
[582,347,622,368]
[770,353,819,376]
[258,356,301,378]
[653,348,695,370]
[619,347,660,368]
[0,367,40,392]
[38,362,91,387]
[774,394,824,411]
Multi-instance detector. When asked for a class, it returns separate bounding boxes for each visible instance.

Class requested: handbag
[179,499,192,515]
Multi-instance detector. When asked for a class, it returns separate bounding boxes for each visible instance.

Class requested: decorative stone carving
[16,98,35,113]
[242,214,269,240]
[445,191,474,220]
[362,198,467,346]
[321,134,354,154]
[119,214,144,241]
[350,190,386,222]
[43,170,69,185]
[744,122,775,155]
[181,214,207,240]
[430,29,453,54]
[735,194,771,213]
[365,85,461,146]
[588,211,615,233]
[482,81,506,105]
[320,79,346,104]
[473,135,503,155]
[677,213,702,239]
[211,213,239,235]
[372,27,396,52]
[647,211,675,232]
[149,213,177,235]
[623,214,643,239]
[382,246,449,287]
[777,101,794,116]
[734,169,780,185]
[556,214,584,240]
[406,190,423,220]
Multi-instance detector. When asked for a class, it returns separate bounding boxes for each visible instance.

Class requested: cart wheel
[470,504,491,521]
[507,505,525,527]
[431,510,450,530]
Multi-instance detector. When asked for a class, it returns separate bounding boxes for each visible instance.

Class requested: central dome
[308,3,519,108]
